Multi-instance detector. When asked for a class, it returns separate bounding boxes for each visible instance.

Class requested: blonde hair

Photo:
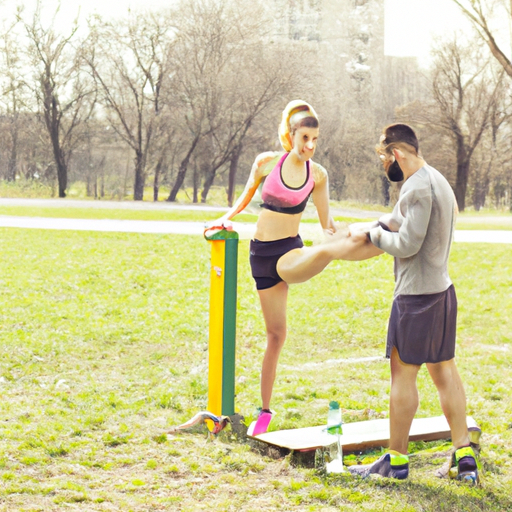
[279,100,318,152]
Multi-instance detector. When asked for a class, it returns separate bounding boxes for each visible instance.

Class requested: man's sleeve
[368,184,432,259]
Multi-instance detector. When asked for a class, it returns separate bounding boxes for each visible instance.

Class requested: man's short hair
[382,124,419,155]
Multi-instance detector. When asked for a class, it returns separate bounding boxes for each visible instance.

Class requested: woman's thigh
[257,281,288,336]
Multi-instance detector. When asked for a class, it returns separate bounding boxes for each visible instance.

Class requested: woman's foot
[247,409,273,436]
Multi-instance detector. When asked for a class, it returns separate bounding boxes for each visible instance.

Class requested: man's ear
[393,148,405,160]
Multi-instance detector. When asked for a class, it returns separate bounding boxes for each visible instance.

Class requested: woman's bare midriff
[253,209,303,241]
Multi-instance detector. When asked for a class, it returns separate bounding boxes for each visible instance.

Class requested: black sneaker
[435,426,481,479]
[348,450,409,480]
[452,445,479,484]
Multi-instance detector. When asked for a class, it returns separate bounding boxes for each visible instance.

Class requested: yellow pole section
[208,240,225,418]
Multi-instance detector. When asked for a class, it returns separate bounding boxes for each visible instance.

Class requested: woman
[215,100,365,435]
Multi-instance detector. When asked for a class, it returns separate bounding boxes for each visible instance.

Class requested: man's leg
[427,359,478,482]
[426,359,469,449]
[349,347,418,479]
[389,347,421,454]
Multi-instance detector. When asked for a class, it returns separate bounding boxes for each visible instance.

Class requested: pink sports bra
[260,153,315,214]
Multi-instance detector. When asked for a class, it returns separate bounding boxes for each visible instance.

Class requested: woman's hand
[204,217,233,231]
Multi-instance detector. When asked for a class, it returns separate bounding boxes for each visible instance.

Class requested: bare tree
[399,37,505,210]
[452,0,512,77]
[165,0,224,202]
[201,0,309,204]
[470,86,512,209]
[86,12,176,200]
[166,0,305,203]
[0,20,26,181]
[20,4,96,197]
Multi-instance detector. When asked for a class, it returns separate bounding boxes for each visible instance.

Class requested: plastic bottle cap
[329,401,340,410]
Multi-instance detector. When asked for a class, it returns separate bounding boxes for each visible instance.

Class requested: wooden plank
[248,415,479,452]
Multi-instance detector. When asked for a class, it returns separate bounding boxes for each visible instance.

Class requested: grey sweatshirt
[369,164,457,297]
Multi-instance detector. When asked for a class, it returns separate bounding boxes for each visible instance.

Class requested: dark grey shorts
[249,235,303,290]
[386,284,457,365]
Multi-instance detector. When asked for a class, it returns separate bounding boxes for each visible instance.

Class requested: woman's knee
[266,326,286,349]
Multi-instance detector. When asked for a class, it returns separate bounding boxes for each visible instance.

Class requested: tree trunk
[453,135,470,211]
[86,175,93,197]
[48,123,68,197]
[192,162,199,203]
[56,156,68,198]
[153,158,163,202]
[167,134,201,202]
[201,169,216,203]
[473,160,492,211]
[44,91,68,197]
[380,174,389,206]
[473,176,489,211]
[7,124,18,182]
[227,145,242,207]
[133,151,146,201]
[454,159,470,212]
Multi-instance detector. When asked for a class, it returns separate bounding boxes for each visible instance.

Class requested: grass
[0,204,373,225]
[0,206,511,510]
[0,205,236,222]
[2,196,512,230]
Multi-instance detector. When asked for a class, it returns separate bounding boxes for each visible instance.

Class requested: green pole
[222,237,238,416]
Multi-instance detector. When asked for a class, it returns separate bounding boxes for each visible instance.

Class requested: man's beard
[386,160,404,182]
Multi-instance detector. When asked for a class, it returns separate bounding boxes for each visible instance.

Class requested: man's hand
[350,229,369,243]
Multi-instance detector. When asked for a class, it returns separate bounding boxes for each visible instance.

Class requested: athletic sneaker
[348,450,409,480]
[435,427,481,479]
[449,445,479,484]
[247,409,272,436]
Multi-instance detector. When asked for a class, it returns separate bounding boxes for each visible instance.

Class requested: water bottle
[327,401,343,435]
[326,401,344,473]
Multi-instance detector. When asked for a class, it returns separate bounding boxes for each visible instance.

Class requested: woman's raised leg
[276,233,381,284]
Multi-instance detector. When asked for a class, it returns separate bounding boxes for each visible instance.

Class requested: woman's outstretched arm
[216,152,279,225]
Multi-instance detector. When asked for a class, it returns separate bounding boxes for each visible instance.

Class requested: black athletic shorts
[386,284,457,365]
[249,235,303,290]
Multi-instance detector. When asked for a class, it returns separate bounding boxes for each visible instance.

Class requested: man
[348,124,479,483]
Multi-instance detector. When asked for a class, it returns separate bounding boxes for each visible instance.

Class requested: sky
[385,0,470,62]
[0,0,507,66]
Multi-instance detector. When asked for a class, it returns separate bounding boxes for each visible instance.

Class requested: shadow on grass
[322,466,509,512]
[369,477,508,512]
[245,438,509,511]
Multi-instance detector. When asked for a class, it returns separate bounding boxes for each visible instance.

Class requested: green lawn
[0,210,511,510]
[0,204,375,225]
[0,205,234,223]
[2,201,512,230]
